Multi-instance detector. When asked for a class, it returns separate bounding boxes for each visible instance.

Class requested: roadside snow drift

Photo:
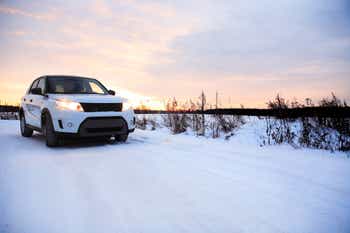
[0,119,349,233]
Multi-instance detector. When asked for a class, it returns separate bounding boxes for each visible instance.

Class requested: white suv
[19,75,135,147]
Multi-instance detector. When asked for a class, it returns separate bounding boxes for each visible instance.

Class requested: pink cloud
[0,5,57,21]
[8,30,26,36]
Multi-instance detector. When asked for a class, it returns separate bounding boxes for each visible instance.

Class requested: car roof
[41,75,95,79]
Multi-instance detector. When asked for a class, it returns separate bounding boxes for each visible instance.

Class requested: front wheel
[43,113,60,147]
[20,113,33,137]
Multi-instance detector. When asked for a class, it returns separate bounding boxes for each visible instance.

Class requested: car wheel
[20,113,33,137]
[43,113,60,147]
[116,133,129,142]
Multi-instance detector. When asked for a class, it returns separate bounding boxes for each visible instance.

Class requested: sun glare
[116,88,165,110]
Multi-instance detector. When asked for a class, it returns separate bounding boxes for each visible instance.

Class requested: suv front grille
[78,117,128,136]
[80,103,122,112]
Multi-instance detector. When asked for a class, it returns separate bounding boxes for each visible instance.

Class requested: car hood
[48,94,124,103]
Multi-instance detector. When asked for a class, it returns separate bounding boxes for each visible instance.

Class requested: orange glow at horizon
[115,88,165,110]
[0,79,345,110]
[0,82,167,110]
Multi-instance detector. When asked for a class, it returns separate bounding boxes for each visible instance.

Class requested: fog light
[67,122,73,128]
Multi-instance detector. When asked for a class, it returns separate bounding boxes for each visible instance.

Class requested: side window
[29,80,39,94]
[89,81,105,94]
[37,78,46,94]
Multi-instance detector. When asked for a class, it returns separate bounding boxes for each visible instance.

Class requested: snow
[0,119,350,233]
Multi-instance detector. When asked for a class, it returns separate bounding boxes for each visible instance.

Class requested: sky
[0,0,349,109]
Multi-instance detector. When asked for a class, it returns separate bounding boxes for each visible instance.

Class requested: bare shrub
[267,94,289,110]
[263,93,350,152]
[186,92,207,136]
[263,116,296,146]
[197,91,206,136]
[136,115,159,131]
[149,118,157,131]
[263,94,296,146]
[136,115,148,130]
[210,115,220,138]
[163,98,189,134]
[210,114,246,139]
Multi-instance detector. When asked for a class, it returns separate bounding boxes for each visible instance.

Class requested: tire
[20,113,33,137]
[43,112,60,147]
[116,133,129,142]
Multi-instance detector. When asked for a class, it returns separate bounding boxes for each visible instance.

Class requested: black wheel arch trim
[41,108,54,132]
[19,107,24,116]
[41,108,51,116]
[41,108,51,123]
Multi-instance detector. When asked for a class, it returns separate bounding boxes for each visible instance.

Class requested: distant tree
[198,91,206,136]
[305,98,314,107]
[291,98,302,108]
[319,92,342,107]
[267,94,289,109]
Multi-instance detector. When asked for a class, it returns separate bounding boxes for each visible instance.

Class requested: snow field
[0,119,349,233]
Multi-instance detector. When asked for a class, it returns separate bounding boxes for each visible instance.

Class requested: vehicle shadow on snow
[29,133,146,149]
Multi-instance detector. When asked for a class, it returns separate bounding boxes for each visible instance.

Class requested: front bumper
[78,116,129,137]
[52,110,135,136]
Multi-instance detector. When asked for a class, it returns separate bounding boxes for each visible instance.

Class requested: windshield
[47,77,108,94]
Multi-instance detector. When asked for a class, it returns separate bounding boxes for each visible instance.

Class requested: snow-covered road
[0,120,349,233]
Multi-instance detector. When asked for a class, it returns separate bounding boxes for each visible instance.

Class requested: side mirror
[108,90,115,95]
[31,87,42,95]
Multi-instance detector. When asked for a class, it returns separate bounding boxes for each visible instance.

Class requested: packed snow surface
[0,119,349,233]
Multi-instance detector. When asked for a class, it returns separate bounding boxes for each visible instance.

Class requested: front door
[23,79,39,126]
[30,77,46,128]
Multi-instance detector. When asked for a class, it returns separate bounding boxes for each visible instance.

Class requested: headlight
[55,100,83,112]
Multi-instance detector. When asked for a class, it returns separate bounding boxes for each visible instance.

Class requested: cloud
[149,0,350,78]
[0,5,57,21]
[7,30,26,36]
[0,0,198,105]
[90,0,112,17]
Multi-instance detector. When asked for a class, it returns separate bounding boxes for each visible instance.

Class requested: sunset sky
[0,0,349,109]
